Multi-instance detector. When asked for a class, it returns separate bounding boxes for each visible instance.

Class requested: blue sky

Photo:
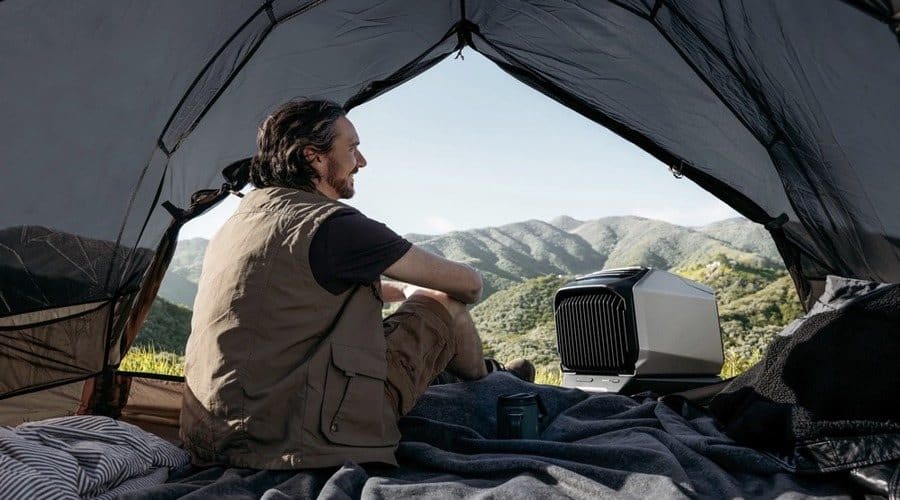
[180,51,739,240]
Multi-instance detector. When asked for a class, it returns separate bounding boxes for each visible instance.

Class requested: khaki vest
[180,187,400,469]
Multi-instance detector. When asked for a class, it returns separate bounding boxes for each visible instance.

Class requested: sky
[179,51,739,240]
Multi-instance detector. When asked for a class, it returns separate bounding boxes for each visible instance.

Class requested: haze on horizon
[180,51,740,240]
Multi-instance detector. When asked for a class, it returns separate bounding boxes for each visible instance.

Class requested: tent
[1,0,898,430]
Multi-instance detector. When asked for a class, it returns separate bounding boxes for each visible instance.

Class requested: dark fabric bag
[709,276,900,474]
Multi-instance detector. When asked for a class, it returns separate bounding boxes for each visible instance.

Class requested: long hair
[249,100,346,190]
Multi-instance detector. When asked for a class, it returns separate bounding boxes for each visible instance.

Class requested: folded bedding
[710,276,900,474]
[0,415,189,499]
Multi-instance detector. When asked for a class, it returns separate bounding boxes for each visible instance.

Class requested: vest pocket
[320,342,395,447]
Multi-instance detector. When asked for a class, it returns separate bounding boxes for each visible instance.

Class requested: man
[181,99,531,470]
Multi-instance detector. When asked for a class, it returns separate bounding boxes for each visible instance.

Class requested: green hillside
[472,275,567,336]
[673,256,803,361]
[131,297,193,354]
[718,274,803,360]
[472,275,569,369]
[699,218,781,262]
[674,254,783,304]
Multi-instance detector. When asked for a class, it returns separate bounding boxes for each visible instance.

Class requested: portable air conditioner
[554,267,723,394]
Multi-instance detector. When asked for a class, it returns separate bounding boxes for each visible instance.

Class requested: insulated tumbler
[497,392,544,439]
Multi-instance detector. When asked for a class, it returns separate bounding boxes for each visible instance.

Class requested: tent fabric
[118,375,185,446]
[1,1,899,408]
[0,380,86,426]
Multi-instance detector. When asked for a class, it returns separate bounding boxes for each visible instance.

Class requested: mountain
[414,220,601,298]
[568,216,776,270]
[155,216,779,309]
[548,215,583,231]
[157,237,207,307]
[698,218,781,262]
[158,271,198,308]
[404,233,435,243]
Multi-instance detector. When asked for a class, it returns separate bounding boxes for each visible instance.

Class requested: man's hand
[379,279,408,303]
[381,280,469,308]
[383,246,483,304]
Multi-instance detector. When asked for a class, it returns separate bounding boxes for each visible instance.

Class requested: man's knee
[408,289,466,319]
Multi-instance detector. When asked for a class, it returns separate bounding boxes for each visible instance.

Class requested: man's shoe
[484,358,505,374]
[503,358,536,383]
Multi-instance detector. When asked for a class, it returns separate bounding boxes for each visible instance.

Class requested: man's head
[250,99,366,199]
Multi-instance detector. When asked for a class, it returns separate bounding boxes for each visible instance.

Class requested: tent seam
[344,24,462,111]
[0,372,100,402]
[607,0,779,150]
[0,302,108,332]
[621,0,852,278]
[650,0,663,19]
[103,145,166,295]
[0,292,139,321]
[123,1,300,269]
[167,0,332,153]
[712,1,854,274]
[121,159,170,278]
[157,2,272,150]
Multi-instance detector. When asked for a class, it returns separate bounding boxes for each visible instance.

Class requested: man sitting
[181,99,531,469]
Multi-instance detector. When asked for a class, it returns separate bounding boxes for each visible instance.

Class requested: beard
[324,164,356,199]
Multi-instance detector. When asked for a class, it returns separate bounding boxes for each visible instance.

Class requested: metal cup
[497,392,545,439]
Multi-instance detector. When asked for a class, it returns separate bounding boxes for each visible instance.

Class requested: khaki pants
[383,295,455,416]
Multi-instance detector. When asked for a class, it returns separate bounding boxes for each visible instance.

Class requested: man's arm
[379,279,408,303]
[382,246,483,304]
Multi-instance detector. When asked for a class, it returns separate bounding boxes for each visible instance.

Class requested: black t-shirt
[309,208,412,294]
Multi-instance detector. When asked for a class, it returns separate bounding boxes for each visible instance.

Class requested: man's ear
[303,145,325,173]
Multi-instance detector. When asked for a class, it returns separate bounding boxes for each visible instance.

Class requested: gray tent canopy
[1,0,898,418]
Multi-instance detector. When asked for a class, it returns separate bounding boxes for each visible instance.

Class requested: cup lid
[498,392,538,405]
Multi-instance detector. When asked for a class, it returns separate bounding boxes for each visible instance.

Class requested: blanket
[119,373,855,499]
[0,415,190,499]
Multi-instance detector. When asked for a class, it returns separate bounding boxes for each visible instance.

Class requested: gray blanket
[119,373,855,499]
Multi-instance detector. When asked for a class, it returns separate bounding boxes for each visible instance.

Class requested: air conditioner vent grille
[555,290,636,373]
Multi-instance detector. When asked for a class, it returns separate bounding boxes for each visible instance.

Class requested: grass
[534,366,562,385]
[120,345,185,376]
[720,349,763,379]
[121,346,762,385]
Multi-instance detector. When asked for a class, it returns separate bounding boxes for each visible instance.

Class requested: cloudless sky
[180,51,739,240]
